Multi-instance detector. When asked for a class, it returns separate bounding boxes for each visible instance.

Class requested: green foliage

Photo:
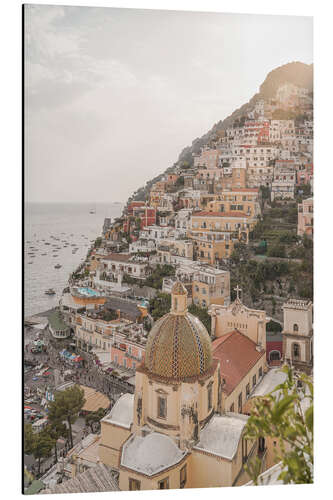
[94,237,102,248]
[85,408,106,433]
[296,184,311,196]
[267,244,286,258]
[24,424,55,476]
[266,319,282,332]
[175,176,185,188]
[278,231,298,244]
[149,292,171,321]
[260,185,270,201]
[45,421,68,463]
[144,264,175,290]
[48,385,85,449]
[244,366,313,485]
[188,304,211,335]
[122,273,138,285]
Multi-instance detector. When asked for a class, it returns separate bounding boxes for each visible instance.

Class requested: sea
[24,202,124,319]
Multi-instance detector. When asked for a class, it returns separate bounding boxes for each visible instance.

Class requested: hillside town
[24,76,313,493]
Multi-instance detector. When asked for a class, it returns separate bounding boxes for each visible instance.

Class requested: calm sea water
[24,202,123,318]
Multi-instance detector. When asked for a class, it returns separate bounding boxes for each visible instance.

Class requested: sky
[24,5,313,203]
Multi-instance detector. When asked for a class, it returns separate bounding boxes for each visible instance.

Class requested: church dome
[144,282,213,380]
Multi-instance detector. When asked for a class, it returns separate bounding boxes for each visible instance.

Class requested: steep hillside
[129,61,313,203]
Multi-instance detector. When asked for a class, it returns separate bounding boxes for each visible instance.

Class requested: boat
[28,262,33,264]
[53,255,58,257]
[45,288,56,295]
[41,253,47,256]
[54,264,62,269]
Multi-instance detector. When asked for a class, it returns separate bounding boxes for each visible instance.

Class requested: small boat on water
[41,253,47,256]
[45,288,56,295]
[28,261,33,264]
[54,264,62,269]
[53,255,58,258]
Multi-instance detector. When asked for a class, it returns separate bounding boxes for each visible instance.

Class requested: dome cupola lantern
[171,281,188,315]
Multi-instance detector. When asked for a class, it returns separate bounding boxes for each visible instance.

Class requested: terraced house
[100,253,152,280]
[206,188,261,218]
[190,211,256,263]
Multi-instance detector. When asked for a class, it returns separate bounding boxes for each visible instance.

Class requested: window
[207,385,213,411]
[293,343,300,359]
[293,323,299,333]
[230,403,234,412]
[246,383,250,399]
[238,393,242,412]
[123,358,127,368]
[158,478,169,489]
[259,367,263,378]
[158,396,167,419]
[180,465,187,488]
[252,374,256,388]
[129,478,141,491]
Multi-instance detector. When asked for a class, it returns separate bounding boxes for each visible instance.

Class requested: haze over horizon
[24,5,313,203]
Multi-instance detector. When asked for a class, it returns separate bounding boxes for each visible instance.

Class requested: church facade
[98,282,258,490]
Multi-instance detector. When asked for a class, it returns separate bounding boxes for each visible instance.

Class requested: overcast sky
[24,5,313,203]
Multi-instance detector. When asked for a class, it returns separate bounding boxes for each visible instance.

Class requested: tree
[149,292,171,320]
[94,237,102,248]
[48,385,85,449]
[244,366,313,485]
[267,244,286,258]
[85,408,106,433]
[24,424,55,477]
[45,421,68,463]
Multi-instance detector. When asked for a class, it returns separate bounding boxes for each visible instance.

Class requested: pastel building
[297,197,313,238]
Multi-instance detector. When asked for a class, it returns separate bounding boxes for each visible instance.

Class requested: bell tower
[282,299,313,373]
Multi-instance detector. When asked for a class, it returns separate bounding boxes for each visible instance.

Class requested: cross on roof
[234,285,242,300]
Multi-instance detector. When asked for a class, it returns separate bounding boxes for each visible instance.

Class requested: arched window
[293,324,299,332]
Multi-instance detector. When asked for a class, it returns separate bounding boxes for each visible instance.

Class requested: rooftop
[250,369,287,399]
[41,464,119,494]
[121,432,187,476]
[102,252,130,262]
[105,297,141,322]
[194,413,249,460]
[48,310,68,332]
[79,386,111,413]
[212,330,265,396]
[283,298,312,311]
[103,393,134,429]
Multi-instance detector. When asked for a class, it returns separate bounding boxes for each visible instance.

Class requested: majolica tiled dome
[144,282,213,380]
